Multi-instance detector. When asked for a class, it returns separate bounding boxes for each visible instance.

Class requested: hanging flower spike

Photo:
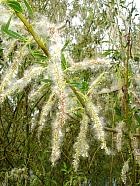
[0,65,46,103]
[0,43,29,94]
[50,112,64,165]
[38,93,56,139]
[73,113,89,171]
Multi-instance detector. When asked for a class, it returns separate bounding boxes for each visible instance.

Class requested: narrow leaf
[7,0,23,13]
[23,0,33,17]
[5,16,12,30]
[61,53,69,70]
[61,40,70,52]
[32,50,48,59]
[1,25,26,41]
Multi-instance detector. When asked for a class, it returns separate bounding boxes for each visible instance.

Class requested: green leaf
[23,0,33,17]
[61,40,70,52]
[102,49,113,57]
[32,50,48,59]
[70,82,81,89]
[5,16,12,30]
[61,53,69,70]
[81,81,89,92]
[1,24,26,41]
[7,0,23,13]
[41,79,52,84]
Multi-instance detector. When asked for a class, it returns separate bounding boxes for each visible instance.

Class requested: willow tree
[0,0,140,185]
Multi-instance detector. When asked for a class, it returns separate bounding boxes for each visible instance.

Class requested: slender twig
[122,5,137,184]
[15,12,50,57]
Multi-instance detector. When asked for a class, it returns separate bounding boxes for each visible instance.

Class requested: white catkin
[116,121,124,152]
[85,96,110,154]
[38,93,56,138]
[131,137,140,166]
[40,21,67,166]
[30,109,39,131]
[0,65,46,103]
[50,112,64,165]
[73,114,89,171]
[48,62,67,130]
[35,14,63,39]
[87,72,105,95]
[121,159,129,184]
[48,61,67,128]
[0,45,28,93]
[29,84,48,102]
[67,58,111,72]
[47,23,68,129]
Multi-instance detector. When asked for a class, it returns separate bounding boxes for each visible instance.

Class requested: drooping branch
[69,85,140,139]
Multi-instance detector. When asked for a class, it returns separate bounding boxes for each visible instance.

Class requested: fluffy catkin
[50,112,64,165]
[45,23,68,165]
[0,65,46,103]
[85,95,110,154]
[131,137,140,166]
[0,43,29,94]
[121,159,129,184]
[116,121,124,152]
[47,21,67,125]
[38,93,56,138]
[73,113,89,171]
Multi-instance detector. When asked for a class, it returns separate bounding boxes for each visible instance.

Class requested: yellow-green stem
[15,12,50,58]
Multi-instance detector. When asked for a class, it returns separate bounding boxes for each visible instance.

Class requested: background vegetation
[0,0,140,185]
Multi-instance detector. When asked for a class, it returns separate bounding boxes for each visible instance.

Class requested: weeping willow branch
[15,12,50,57]
[69,85,140,139]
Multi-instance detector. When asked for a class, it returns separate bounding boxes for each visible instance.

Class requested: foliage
[0,0,140,185]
